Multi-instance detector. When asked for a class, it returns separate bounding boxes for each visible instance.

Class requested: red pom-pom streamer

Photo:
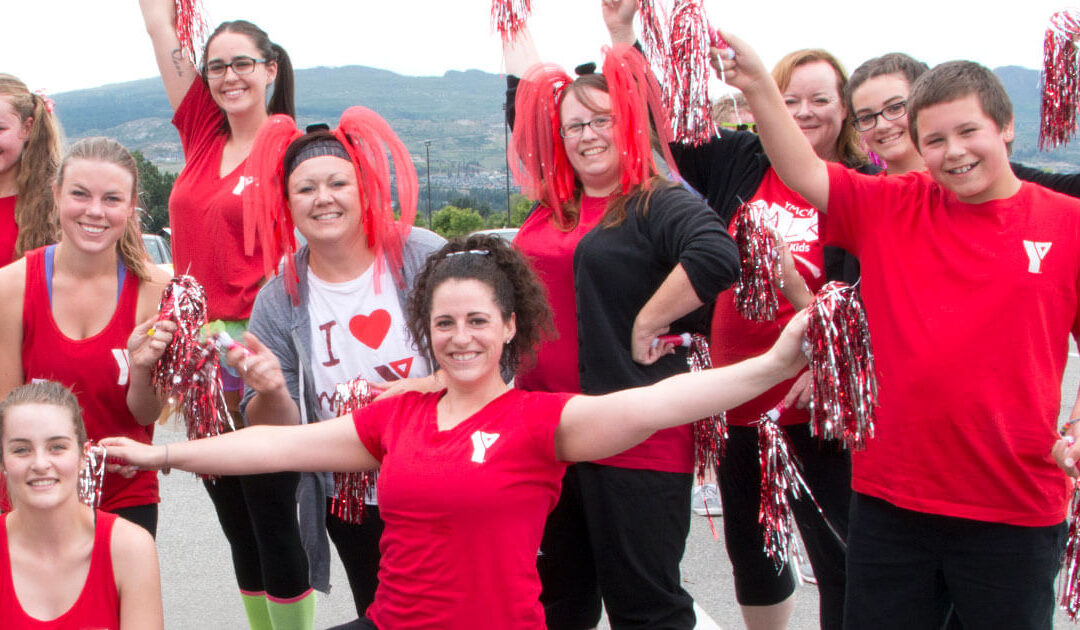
[733,202,783,321]
[638,0,672,82]
[757,404,803,569]
[174,0,209,68]
[805,281,877,450]
[151,276,235,450]
[328,378,386,525]
[667,0,717,145]
[684,333,727,484]
[491,0,531,44]
[78,444,107,509]
[1059,485,1080,618]
[1040,10,1080,150]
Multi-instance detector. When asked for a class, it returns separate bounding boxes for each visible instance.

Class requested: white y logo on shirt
[470,431,500,463]
[232,176,254,196]
[1022,240,1052,274]
[112,349,130,386]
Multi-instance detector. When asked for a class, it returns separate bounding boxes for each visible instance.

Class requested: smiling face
[851,73,920,170]
[916,94,1016,204]
[0,98,30,189]
[287,154,364,248]
[783,60,846,161]
[1,402,84,511]
[204,31,277,118]
[560,87,620,197]
[430,278,515,389]
[54,158,136,255]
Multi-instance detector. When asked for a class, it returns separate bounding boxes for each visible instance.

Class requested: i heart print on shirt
[349,309,391,349]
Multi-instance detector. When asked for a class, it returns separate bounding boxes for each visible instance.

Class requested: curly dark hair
[407,235,553,375]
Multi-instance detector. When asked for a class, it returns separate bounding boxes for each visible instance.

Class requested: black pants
[203,472,311,599]
[112,503,158,538]
[719,423,850,629]
[844,492,1066,630]
[326,499,384,617]
[538,465,602,629]
[539,462,695,630]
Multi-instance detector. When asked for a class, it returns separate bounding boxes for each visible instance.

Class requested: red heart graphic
[349,310,391,349]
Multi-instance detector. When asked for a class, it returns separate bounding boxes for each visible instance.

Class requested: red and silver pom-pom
[667,0,717,145]
[680,333,727,483]
[1059,485,1080,618]
[638,0,672,80]
[805,281,877,450]
[174,0,209,68]
[491,0,531,44]
[79,444,107,509]
[179,342,233,444]
[733,203,783,321]
[1041,10,1080,149]
[328,377,385,525]
[757,404,802,569]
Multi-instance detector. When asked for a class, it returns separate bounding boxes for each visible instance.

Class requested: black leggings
[326,499,385,617]
[112,503,158,538]
[203,472,310,599]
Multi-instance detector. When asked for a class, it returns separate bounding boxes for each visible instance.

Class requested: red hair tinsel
[1040,10,1080,149]
[491,0,532,44]
[667,0,717,145]
[509,64,577,227]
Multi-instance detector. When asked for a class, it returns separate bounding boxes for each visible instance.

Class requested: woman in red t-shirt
[0,74,63,266]
[139,1,313,624]
[0,137,173,534]
[104,234,808,630]
[0,381,162,630]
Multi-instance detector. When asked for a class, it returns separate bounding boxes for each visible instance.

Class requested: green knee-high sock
[240,591,273,630]
[266,588,316,630]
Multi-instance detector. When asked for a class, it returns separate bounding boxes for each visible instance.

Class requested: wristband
[161,443,171,475]
[1060,418,1080,436]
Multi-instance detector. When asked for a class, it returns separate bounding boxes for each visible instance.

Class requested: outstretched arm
[102,414,379,476]
[714,32,830,212]
[503,25,542,77]
[556,311,808,461]
[139,0,198,110]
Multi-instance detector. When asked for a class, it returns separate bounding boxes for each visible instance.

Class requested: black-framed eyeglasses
[205,56,268,79]
[560,115,614,138]
[852,101,907,132]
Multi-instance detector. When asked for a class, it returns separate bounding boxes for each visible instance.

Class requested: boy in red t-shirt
[718,34,1080,629]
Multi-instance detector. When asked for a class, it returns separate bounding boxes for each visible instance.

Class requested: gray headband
[285,137,351,178]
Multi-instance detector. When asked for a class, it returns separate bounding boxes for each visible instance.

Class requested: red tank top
[20,247,158,511]
[0,511,121,629]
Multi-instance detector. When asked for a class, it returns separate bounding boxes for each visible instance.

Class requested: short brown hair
[0,381,86,462]
[771,49,866,168]
[845,53,929,113]
[907,61,1012,149]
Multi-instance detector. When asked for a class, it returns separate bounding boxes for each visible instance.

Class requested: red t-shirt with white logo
[19,247,158,512]
[825,163,1080,526]
[170,79,263,321]
[0,195,18,266]
[710,168,827,426]
[353,389,572,628]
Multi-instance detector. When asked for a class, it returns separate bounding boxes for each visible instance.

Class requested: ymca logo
[470,431,500,463]
[232,176,254,196]
[1022,240,1052,274]
[111,349,130,386]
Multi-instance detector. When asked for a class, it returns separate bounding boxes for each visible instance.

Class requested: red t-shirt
[354,389,572,629]
[0,196,17,266]
[514,196,608,394]
[170,79,263,321]
[20,247,158,512]
[0,511,120,629]
[711,168,827,426]
[825,163,1080,526]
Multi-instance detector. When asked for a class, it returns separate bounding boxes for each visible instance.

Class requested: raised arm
[139,0,198,110]
[0,262,26,399]
[715,33,830,211]
[556,311,808,462]
[102,414,379,476]
[602,0,638,45]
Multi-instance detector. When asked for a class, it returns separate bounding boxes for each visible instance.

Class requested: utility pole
[503,103,511,226]
[424,140,433,229]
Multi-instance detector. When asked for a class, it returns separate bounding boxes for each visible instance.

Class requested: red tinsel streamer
[758,405,803,570]
[78,444,107,509]
[174,0,209,68]
[805,282,877,450]
[1040,10,1080,150]
[685,333,727,483]
[667,0,717,145]
[733,202,783,321]
[1059,485,1080,618]
[328,378,384,525]
[491,0,531,44]
[243,115,301,299]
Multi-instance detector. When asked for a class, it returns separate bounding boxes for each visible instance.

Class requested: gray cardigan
[239,226,446,592]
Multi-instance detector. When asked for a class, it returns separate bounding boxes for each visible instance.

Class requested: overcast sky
[2,0,1061,95]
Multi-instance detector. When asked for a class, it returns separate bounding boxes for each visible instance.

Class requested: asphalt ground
[154,341,1080,629]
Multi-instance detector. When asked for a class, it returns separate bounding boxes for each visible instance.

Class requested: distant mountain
[49,63,1080,179]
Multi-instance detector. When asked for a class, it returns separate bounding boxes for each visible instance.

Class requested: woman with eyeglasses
[503,30,740,628]
[600,2,873,628]
[102,234,810,630]
[138,1,311,627]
